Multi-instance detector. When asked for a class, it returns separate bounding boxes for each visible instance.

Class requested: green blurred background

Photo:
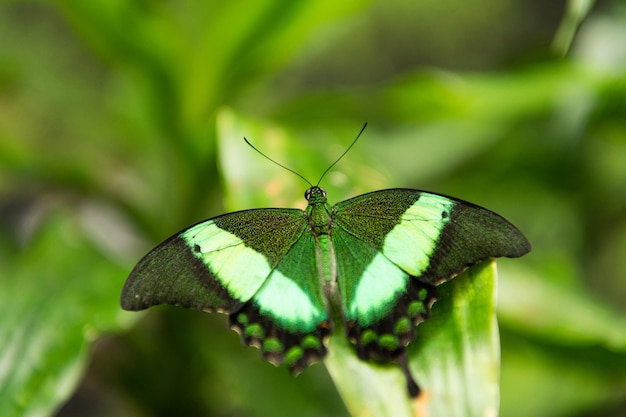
[1,0,626,416]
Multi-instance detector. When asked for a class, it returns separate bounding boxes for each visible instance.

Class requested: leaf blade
[324,260,499,417]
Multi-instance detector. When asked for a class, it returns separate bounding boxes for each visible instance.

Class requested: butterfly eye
[304,188,312,200]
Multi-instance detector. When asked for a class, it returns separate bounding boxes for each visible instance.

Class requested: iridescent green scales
[121,186,531,397]
[230,303,330,372]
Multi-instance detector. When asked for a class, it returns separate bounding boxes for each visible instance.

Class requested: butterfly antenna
[243,137,313,187]
[316,122,367,186]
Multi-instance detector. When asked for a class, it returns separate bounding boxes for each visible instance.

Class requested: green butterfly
[121,132,531,397]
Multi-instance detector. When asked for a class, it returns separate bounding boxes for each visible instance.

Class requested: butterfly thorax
[304,186,332,235]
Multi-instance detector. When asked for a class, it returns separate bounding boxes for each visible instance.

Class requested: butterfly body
[122,186,530,397]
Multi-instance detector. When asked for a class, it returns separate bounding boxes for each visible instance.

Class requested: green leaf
[0,205,131,417]
[499,265,626,350]
[216,111,499,417]
[324,261,499,417]
[498,264,626,417]
[216,108,380,209]
[552,0,596,56]
[56,0,373,134]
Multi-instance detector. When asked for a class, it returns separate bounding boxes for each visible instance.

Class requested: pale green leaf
[216,110,500,417]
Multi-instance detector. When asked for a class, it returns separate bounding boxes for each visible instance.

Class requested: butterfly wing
[333,188,530,287]
[331,189,530,393]
[121,208,330,371]
[229,228,332,371]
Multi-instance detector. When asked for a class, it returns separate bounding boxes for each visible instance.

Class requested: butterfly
[121,127,531,397]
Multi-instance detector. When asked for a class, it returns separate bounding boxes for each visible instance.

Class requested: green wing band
[332,228,409,326]
[252,231,329,333]
[122,208,311,313]
[121,233,242,312]
[334,189,531,286]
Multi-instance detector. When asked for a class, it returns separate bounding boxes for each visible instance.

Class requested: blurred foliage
[1,0,626,416]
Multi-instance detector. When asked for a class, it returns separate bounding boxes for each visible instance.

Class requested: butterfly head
[305,186,327,204]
